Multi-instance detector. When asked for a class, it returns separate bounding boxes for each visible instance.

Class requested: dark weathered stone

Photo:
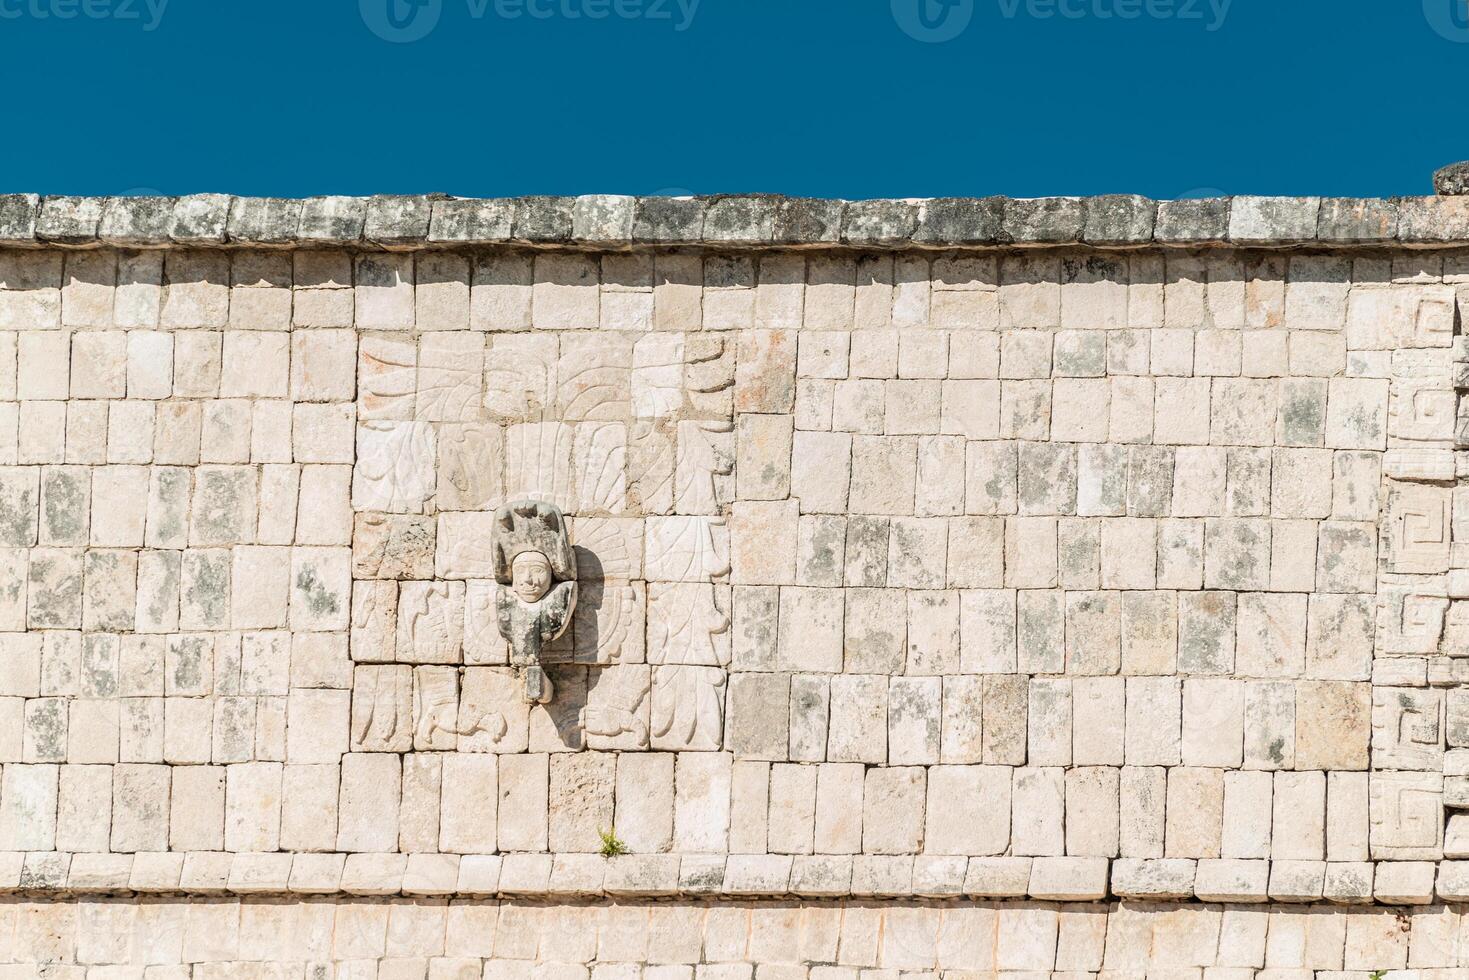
[227,197,304,245]
[514,196,575,242]
[772,198,843,245]
[842,199,920,246]
[571,195,635,243]
[1003,197,1086,244]
[0,193,40,244]
[36,196,106,244]
[1154,198,1231,243]
[1435,161,1469,196]
[1396,196,1469,243]
[913,197,1006,245]
[1317,198,1398,243]
[632,196,704,243]
[99,196,177,246]
[703,195,777,244]
[365,195,434,245]
[428,198,515,243]
[171,193,232,244]
[1083,194,1156,245]
[1228,196,1320,244]
[298,196,367,244]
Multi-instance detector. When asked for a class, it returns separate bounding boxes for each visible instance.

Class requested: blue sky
[1,0,1465,199]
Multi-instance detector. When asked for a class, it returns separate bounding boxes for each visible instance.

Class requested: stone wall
[1,190,1469,969]
[7,897,1469,976]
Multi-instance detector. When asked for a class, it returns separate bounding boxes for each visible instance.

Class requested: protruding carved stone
[493,500,578,703]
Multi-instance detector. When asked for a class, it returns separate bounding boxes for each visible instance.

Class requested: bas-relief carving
[349,581,397,663]
[557,333,632,421]
[354,421,437,514]
[631,333,686,420]
[412,665,459,751]
[457,666,528,753]
[357,336,417,421]
[436,424,503,512]
[348,320,737,751]
[503,421,627,517]
[1387,485,1451,575]
[1372,687,1445,772]
[581,663,651,750]
[351,664,412,752]
[493,501,578,703]
[651,664,727,752]
[1371,771,1445,860]
[485,334,558,422]
[396,581,464,664]
[416,334,484,423]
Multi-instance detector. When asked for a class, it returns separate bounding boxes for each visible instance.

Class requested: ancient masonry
[6,188,1469,974]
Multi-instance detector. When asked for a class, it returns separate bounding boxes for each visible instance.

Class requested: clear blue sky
[1,0,1465,199]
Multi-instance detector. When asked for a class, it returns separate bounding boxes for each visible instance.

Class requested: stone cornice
[1,193,1466,250]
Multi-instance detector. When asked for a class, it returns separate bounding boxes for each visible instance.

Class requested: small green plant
[598,828,628,858]
[1369,971,1387,980]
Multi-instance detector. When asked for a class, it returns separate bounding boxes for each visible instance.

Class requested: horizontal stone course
[6,895,1469,971]
[1,193,1468,249]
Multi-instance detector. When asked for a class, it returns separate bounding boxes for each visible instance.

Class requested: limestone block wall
[0,199,1466,919]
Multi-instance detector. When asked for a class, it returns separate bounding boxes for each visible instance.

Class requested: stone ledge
[0,193,1464,250]
[3,851,1465,905]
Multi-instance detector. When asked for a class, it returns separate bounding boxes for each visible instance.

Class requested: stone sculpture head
[511,550,553,604]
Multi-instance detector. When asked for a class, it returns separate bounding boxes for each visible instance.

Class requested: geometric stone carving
[1372,687,1445,772]
[1383,448,1456,482]
[1370,771,1444,860]
[1387,485,1452,574]
[1377,585,1450,655]
[1390,386,1457,443]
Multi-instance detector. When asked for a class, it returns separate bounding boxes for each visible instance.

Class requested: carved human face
[511,551,552,604]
